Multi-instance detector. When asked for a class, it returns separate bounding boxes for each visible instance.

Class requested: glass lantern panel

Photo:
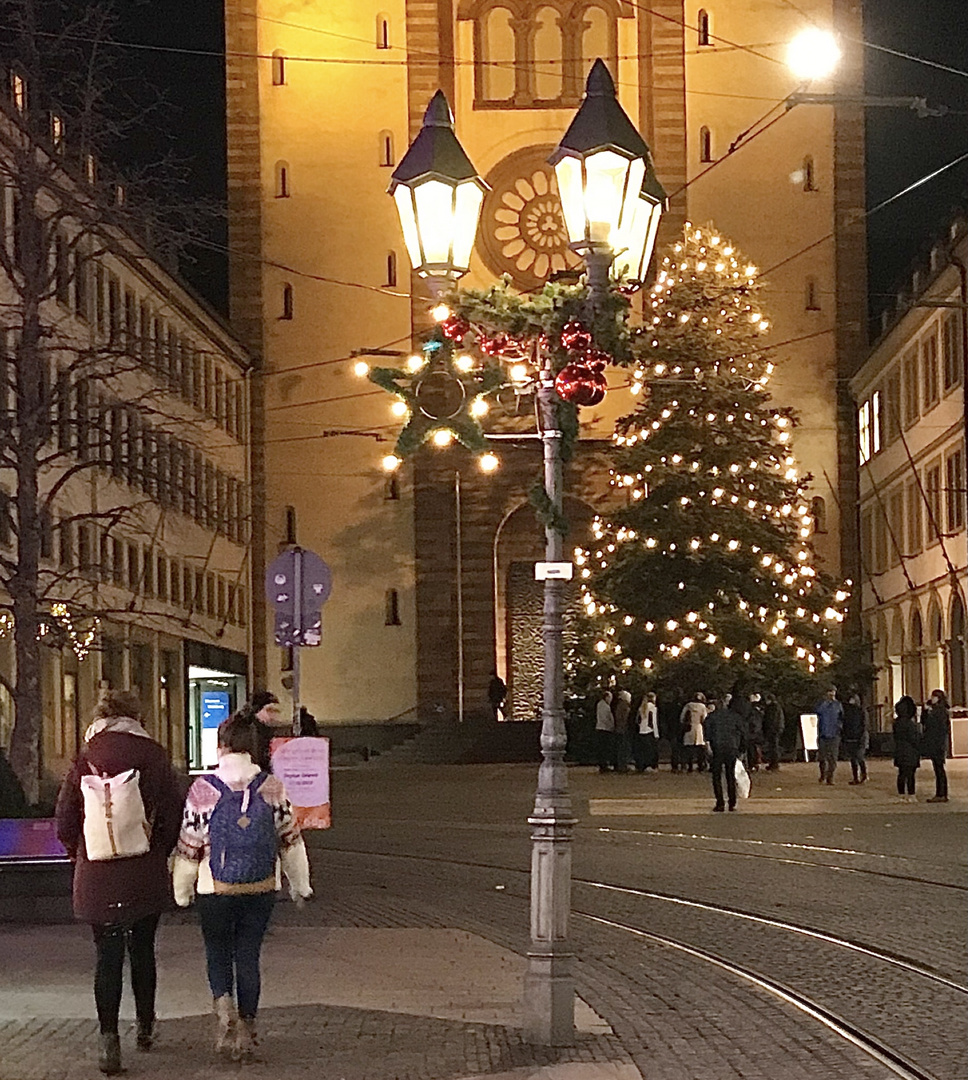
[451,181,485,272]
[640,197,663,280]
[613,192,649,279]
[413,179,458,269]
[583,149,635,246]
[553,155,586,246]
[393,186,423,271]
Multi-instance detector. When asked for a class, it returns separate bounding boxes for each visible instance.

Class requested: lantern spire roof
[549,58,650,162]
[389,90,481,186]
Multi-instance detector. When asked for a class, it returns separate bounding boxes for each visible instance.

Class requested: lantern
[388,91,489,289]
[612,165,667,282]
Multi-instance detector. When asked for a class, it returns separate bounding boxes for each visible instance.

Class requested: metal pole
[456,470,465,724]
[525,246,612,1046]
[292,547,302,736]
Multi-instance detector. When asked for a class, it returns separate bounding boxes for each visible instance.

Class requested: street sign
[535,562,574,581]
[266,547,332,648]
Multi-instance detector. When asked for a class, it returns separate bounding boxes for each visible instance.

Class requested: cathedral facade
[224,0,866,724]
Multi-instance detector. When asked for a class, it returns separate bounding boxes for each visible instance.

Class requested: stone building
[224,0,867,725]
[0,83,253,788]
[852,216,967,748]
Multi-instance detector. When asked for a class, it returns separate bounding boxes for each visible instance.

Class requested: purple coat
[55,729,183,925]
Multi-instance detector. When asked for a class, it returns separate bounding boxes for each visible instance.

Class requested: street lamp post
[387,63,663,1047]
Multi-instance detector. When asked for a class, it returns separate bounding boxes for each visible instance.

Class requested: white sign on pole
[535,562,574,581]
[799,713,819,760]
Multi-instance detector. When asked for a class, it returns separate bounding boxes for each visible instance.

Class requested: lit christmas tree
[571,223,849,698]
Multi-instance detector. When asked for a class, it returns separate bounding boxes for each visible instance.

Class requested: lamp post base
[524,950,575,1046]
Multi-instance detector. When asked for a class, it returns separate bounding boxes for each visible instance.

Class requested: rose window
[479,146,582,290]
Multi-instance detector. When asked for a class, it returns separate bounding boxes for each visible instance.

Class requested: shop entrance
[185,642,248,772]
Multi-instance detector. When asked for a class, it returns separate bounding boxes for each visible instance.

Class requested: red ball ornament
[479,333,506,358]
[560,320,593,353]
[585,349,610,373]
[555,363,607,407]
[441,315,470,342]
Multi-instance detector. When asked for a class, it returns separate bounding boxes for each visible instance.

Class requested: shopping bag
[734,759,751,800]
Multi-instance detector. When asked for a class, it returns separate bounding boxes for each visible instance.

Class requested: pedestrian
[612,689,632,772]
[680,692,707,773]
[296,706,319,737]
[842,693,869,785]
[892,695,921,803]
[704,698,746,811]
[634,692,660,772]
[54,690,183,1075]
[173,710,313,1062]
[815,686,844,785]
[487,670,507,721]
[665,690,688,772]
[244,690,284,771]
[920,689,950,803]
[746,693,765,771]
[762,693,784,771]
[595,691,615,773]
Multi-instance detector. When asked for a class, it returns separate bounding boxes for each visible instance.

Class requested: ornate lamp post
[385,63,663,1047]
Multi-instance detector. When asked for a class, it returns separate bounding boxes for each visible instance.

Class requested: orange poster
[269,736,331,829]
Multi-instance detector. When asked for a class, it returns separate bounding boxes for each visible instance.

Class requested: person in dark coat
[703,699,746,811]
[746,694,765,771]
[55,690,183,1075]
[245,690,284,771]
[762,693,784,772]
[296,706,319,737]
[920,689,950,802]
[892,695,921,802]
[487,671,507,720]
[842,693,868,784]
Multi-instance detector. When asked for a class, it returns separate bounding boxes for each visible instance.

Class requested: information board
[269,736,331,829]
[799,713,819,760]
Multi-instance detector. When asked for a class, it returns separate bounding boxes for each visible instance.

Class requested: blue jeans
[196,892,276,1019]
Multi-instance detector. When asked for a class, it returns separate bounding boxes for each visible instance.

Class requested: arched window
[274,160,290,198]
[580,6,611,82]
[481,7,516,101]
[376,13,391,49]
[949,594,966,706]
[802,154,816,191]
[533,6,564,101]
[811,495,827,534]
[805,277,821,311]
[280,283,294,320]
[271,50,286,86]
[385,588,401,625]
[907,609,925,702]
[699,126,712,162]
[385,250,398,288]
[697,8,711,46]
[378,130,395,167]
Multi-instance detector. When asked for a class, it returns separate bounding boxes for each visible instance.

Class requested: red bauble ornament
[441,315,470,342]
[560,320,593,353]
[479,333,506,357]
[585,348,610,373]
[555,363,607,407]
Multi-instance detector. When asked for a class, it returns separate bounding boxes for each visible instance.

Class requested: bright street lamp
[786,28,841,82]
[388,90,489,292]
[612,165,668,283]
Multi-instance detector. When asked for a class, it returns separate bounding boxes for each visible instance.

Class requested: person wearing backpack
[172,711,312,1062]
[55,690,183,1075]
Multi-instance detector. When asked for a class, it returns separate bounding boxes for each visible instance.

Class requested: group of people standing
[54,689,311,1075]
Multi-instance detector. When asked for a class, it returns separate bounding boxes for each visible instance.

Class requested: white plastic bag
[734,759,751,800]
[81,767,151,860]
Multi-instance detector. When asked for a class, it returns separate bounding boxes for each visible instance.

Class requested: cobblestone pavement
[1,759,964,1079]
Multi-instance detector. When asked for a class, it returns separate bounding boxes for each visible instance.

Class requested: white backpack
[80,767,151,861]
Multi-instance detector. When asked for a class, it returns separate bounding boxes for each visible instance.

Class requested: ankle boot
[234,1017,257,1063]
[136,1016,154,1052]
[98,1033,123,1075]
[213,996,236,1056]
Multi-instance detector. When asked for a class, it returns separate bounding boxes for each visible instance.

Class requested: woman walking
[55,690,183,1075]
[892,696,921,803]
[634,692,660,772]
[173,711,312,1062]
[920,689,950,803]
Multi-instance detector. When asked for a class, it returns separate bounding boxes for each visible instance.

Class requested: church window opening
[271,50,286,86]
[385,588,402,625]
[385,250,398,288]
[534,7,564,101]
[376,14,391,49]
[274,160,290,198]
[805,276,820,310]
[699,126,712,162]
[802,154,816,191]
[280,283,294,320]
[379,130,395,167]
[481,7,516,102]
[697,8,711,46]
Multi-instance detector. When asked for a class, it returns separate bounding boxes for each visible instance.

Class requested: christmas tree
[570,223,848,699]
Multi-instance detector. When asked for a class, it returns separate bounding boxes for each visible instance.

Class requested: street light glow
[479,452,499,473]
[406,354,426,373]
[381,454,401,472]
[432,429,453,447]
[786,28,841,81]
[353,360,370,377]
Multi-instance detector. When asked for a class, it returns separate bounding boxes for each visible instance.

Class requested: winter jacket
[920,703,950,758]
[841,703,867,743]
[638,702,659,738]
[613,691,632,734]
[595,698,615,732]
[680,701,706,746]
[55,721,183,926]
[815,698,844,740]
[762,701,785,739]
[704,708,746,756]
[172,751,311,906]
[892,716,921,770]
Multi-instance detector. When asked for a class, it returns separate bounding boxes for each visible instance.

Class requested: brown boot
[234,1017,257,1063]
[213,996,235,1056]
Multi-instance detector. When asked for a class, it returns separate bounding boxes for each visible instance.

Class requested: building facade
[852,218,967,748]
[0,85,253,790]
[225,0,867,724]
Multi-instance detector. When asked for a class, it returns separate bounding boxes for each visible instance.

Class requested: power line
[859,39,968,81]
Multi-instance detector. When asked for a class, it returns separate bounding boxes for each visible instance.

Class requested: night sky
[105,1,968,323]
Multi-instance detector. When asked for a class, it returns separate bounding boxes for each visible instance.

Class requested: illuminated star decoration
[364,316,507,465]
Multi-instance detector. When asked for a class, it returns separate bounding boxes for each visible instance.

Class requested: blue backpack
[207,774,277,891]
